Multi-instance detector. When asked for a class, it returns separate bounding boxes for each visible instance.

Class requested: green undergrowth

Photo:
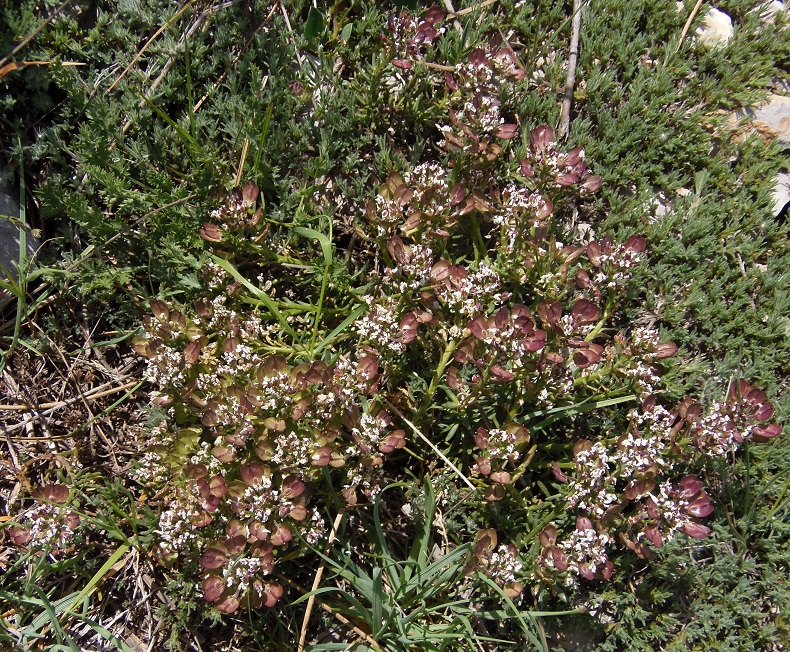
[1,0,788,650]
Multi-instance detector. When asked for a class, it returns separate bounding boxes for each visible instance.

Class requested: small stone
[772,173,790,218]
[695,7,734,47]
[751,0,786,24]
[752,94,790,146]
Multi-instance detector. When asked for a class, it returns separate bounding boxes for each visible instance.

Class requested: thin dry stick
[278,1,304,68]
[0,0,73,68]
[297,508,346,652]
[675,0,705,53]
[0,380,139,412]
[558,0,583,140]
[120,0,248,133]
[0,60,84,81]
[234,137,250,188]
[384,399,476,491]
[0,194,196,332]
[35,326,120,466]
[450,0,499,17]
[277,575,383,651]
[2,366,55,440]
[3,380,142,437]
[122,11,210,133]
[107,0,200,93]
[441,0,464,32]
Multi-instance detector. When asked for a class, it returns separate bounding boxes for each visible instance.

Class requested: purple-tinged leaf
[655,342,678,359]
[587,241,602,267]
[199,222,223,243]
[682,522,711,539]
[495,123,519,140]
[202,576,225,602]
[200,548,227,569]
[571,298,600,324]
[529,125,554,154]
[214,594,240,613]
[645,525,663,548]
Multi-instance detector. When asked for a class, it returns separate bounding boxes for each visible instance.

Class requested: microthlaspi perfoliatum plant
[123,5,782,614]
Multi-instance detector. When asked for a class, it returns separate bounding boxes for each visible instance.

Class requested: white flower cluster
[617,407,675,476]
[373,163,452,238]
[216,343,262,377]
[455,95,503,132]
[222,556,262,594]
[493,185,552,253]
[350,412,388,455]
[157,500,202,553]
[23,504,79,550]
[644,482,692,538]
[566,443,618,518]
[143,343,189,388]
[355,296,406,354]
[270,430,315,467]
[472,428,520,473]
[201,260,233,291]
[559,527,610,586]
[487,544,523,585]
[436,263,503,317]
[592,243,643,290]
[210,195,247,230]
[383,244,434,293]
[253,371,296,415]
[343,461,386,500]
[373,194,404,236]
[239,482,277,525]
[694,401,748,456]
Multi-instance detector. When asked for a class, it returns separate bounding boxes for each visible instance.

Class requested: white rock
[753,94,790,146]
[772,173,790,217]
[751,0,785,24]
[696,7,734,47]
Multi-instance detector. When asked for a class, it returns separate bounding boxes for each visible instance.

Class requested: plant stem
[419,338,459,416]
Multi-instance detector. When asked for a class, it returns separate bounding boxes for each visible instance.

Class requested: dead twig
[234,137,250,188]
[384,399,476,491]
[192,5,276,113]
[0,0,73,69]
[277,574,383,650]
[0,60,84,81]
[0,380,139,412]
[107,0,200,93]
[558,0,583,140]
[297,508,346,652]
[278,1,304,69]
[675,0,705,53]
[449,0,499,18]
[441,0,464,32]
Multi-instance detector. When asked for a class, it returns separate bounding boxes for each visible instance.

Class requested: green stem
[419,338,458,416]
[585,300,613,342]
[310,220,332,356]
[767,469,790,519]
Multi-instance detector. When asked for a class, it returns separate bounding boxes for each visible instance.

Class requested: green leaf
[305,7,326,42]
[340,22,353,44]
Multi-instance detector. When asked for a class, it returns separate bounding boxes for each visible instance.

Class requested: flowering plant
[124,5,783,614]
